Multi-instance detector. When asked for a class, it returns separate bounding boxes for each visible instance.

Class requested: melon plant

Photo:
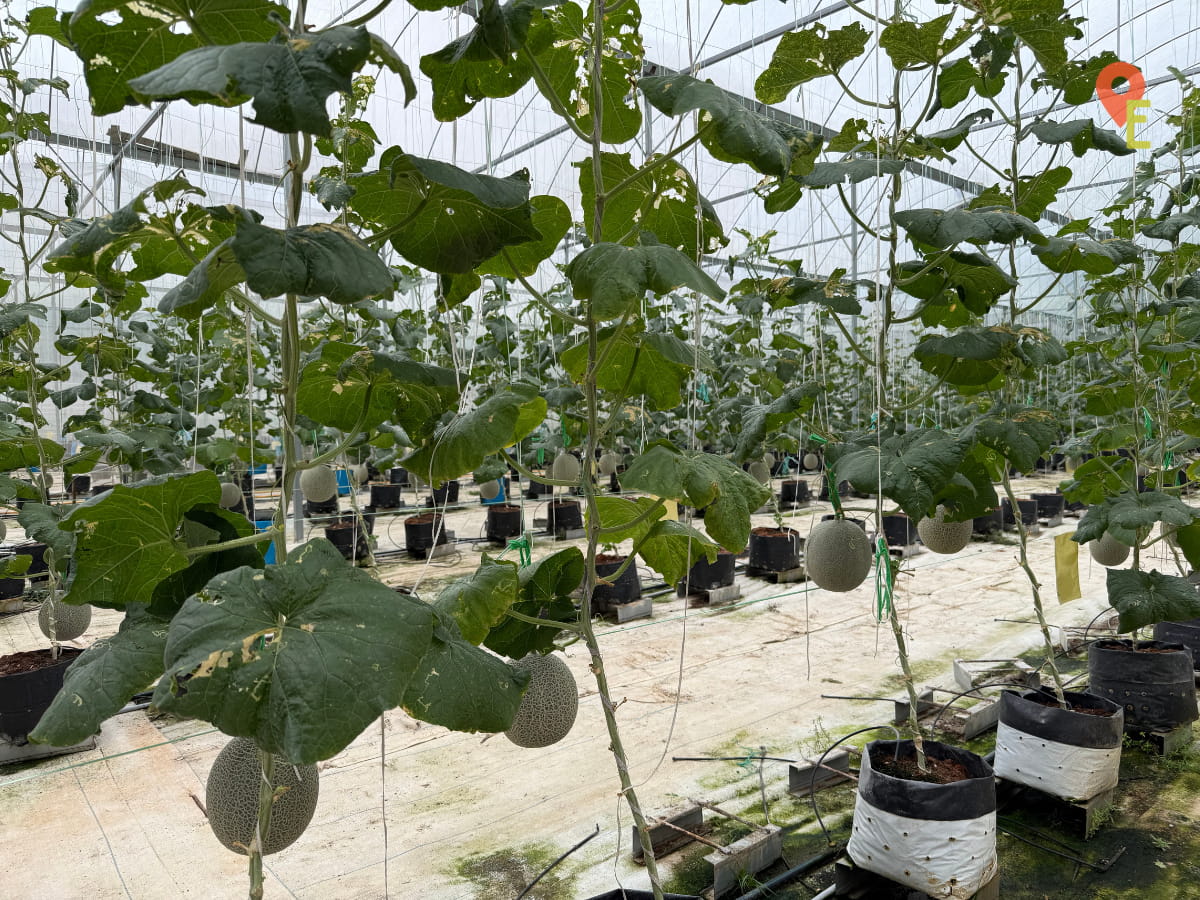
[916,506,973,556]
[805,518,872,593]
[504,653,580,749]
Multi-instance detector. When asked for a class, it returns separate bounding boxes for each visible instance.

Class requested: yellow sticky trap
[659,499,678,521]
[1055,532,1081,604]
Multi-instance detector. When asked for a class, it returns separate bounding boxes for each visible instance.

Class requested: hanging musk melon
[747,461,771,484]
[917,505,973,555]
[299,465,338,503]
[598,453,621,476]
[504,653,579,749]
[1089,532,1130,567]
[219,482,243,510]
[478,479,501,500]
[38,596,92,642]
[551,452,581,483]
[205,737,319,856]
[806,518,872,592]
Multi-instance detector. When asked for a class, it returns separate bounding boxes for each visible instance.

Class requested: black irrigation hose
[925,681,1019,736]
[732,843,846,900]
[809,725,900,846]
[512,824,600,900]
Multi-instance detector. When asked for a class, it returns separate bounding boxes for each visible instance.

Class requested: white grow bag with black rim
[847,739,997,899]
[993,688,1123,802]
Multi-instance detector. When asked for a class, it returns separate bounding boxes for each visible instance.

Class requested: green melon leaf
[433,556,521,645]
[1174,521,1200,571]
[565,242,723,320]
[897,250,1015,326]
[476,195,571,278]
[1031,236,1141,274]
[931,445,1000,520]
[734,382,822,462]
[879,13,964,69]
[1073,491,1198,547]
[755,22,869,104]
[801,158,906,188]
[0,434,65,470]
[1029,119,1135,157]
[969,166,1072,221]
[127,26,373,137]
[1107,568,1200,634]
[29,606,171,747]
[403,384,547,485]
[619,445,771,551]
[483,548,583,659]
[1059,456,1133,505]
[833,429,968,521]
[894,207,1046,249]
[968,409,1059,473]
[16,502,74,568]
[560,330,712,411]
[58,471,220,609]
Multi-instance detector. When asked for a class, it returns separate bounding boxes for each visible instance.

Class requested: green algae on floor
[453,841,578,899]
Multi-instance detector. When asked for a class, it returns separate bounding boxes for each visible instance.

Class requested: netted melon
[219,482,243,510]
[350,464,369,486]
[806,518,872,592]
[1089,532,1130,567]
[478,479,501,500]
[917,505,972,555]
[748,461,772,484]
[206,737,319,856]
[803,452,819,471]
[38,596,91,642]
[299,465,338,503]
[598,453,621,476]
[551,452,581,483]
[505,653,579,749]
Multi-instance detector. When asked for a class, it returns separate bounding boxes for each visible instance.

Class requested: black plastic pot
[1031,492,1065,518]
[485,504,524,544]
[0,647,83,743]
[594,556,642,606]
[304,496,339,517]
[546,498,583,533]
[1002,497,1038,528]
[748,527,801,572]
[13,542,49,579]
[848,739,997,896]
[779,479,810,505]
[525,478,553,500]
[404,514,446,559]
[91,484,115,496]
[880,514,916,546]
[369,482,403,510]
[973,508,1003,534]
[818,479,851,501]
[0,573,23,600]
[1088,638,1198,732]
[1154,620,1200,670]
[68,474,91,496]
[324,520,371,561]
[447,480,460,503]
[993,688,1123,802]
[389,467,409,486]
[678,550,736,593]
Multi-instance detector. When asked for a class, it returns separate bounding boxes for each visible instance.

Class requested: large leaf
[591,496,718,582]
[800,158,905,187]
[476,195,571,278]
[16,502,74,568]
[1073,491,1198,547]
[832,429,968,521]
[968,409,1059,472]
[733,382,822,462]
[619,445,771,551]
[641,74,820,177]
[755,22,869,103]
[975,0,1078,73]
[484,548,582,659]
[560,330,712,411]
[128,26,373,137]
[879,13,964,69]
[432,556,520,645]
[1029,119,1134,157]
[969,166,1073,221]
[296,341,458,437]
[59,471,220,609]
[913,326,1065,386]
[29,606,171,747]
[894,207,1046,249]
[403,384,546,485]
[931,444,1000,520]
[565,242,723,320]
[349,148,538,275]
[1031,236,1142,275]
[0,434,65,471]
[1174,521,1200,571]
[896,250,1015,326]
[1107,569,1200,634]
[64,0,287,116]
[1059,456,1133,505]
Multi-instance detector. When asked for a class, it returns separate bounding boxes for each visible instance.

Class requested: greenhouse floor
[1,474,1190,899]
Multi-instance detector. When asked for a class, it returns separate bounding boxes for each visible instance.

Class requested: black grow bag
[389,467,410,486]
[91,483,115,496]
[1088,638,1198,731]
[485,505,524,544]
[880,514,916,546]
[748,527,801,572]
[678,550,736,593]
[404,514,447,559]
[1154,619,1200,670]
[324,520,371,561]
[1031,492,1065,518]
[304,496,339,517]
[1002,497,1038,528]
[68,474,91,496]
[546,499,583,533]
[525,478,553,500]
[369,482,403,510]
[818,479,851,501]
[0,574,23,600]
[973,508,1004,534]
[0,647,83,743]
[594,556,642,607]
[779,478,810,505]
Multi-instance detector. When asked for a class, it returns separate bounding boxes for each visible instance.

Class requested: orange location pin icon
[1096,61,1145,127]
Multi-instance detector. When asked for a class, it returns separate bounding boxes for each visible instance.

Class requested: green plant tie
[780,457,790,475]
[502,530,532,567]
[1142,407,1154,439]
[873,536,893,623]
[537,447,545,466]
[561,420,570,449]
[696,379,710,403]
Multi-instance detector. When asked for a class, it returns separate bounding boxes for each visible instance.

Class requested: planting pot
[678,550,736,593]
[993,688,1123,802]
[0,647,83,743]
[485,504,524,544]
[304,496,339,517]
[1153,620,1200,670]
[525,477,553,499]
[1031,492,1065,518]
[817,479,851,501]
[324,519,371,562]
[13,542,49,580]
[880,514,916,547]
[91,483,115,496]
[389,467,409,486]
[1002,497,1038,528]
[404,513,446,558]
[748,527,801,572]
[0,574,23,601]
[1088,639,1198,732]
[546,498,583,533]
[973,508,1003,535]
[428,479,460,506]
[593,555,642,606]
[68,474,91,496]
[848,739,997,899]
[779,478,810,505]
[369,482,403,510]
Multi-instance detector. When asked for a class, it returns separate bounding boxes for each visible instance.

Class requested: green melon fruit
[299,465,338,503]
[803,452,819,471]
[504,653,579,749]
[478,479,501,500]
[598,453,621,476]
[917,506,972,555]
[206,737,319,856]
[551,452,581,483]
[806,518,872,592]
[219,482,243,510]
[38,597,92,642]
[748,461,771,484]
[1089,532,1130,567]
[350,464,369,486]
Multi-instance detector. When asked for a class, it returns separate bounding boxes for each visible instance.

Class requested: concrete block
[705,824,782,897]
[0,733,96,764]
[632,803,704,861]
[788,748,852,797]
[953,658,1039,692]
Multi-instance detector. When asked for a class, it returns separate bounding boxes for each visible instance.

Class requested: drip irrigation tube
[732,844,845,900]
